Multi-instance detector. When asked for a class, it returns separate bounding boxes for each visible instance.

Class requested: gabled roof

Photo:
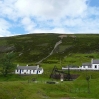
[17,66,38,70]
[82,63,91,66]
[92,59,99,64]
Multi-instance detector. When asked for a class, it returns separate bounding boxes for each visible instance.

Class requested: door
[20,69,21,74]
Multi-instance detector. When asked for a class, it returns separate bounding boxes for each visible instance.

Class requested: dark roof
[82,63,91,66]
[93,59,99,64]
[17,66,38,70]
[68,66,78,68]
[63,66,78,68]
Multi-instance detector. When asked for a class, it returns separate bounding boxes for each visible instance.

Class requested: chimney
[91,58,93,64]
[37,64,39,68]
[17,64,19,67]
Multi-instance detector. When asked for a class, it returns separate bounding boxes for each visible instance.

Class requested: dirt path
[37,39,62,64]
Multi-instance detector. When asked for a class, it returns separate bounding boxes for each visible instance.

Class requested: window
[88,66,91,68]
[95,65,97,68]
[21,69,24,72]
[30,70,31,74]
[17,69,18,72]
[83,66,85,68]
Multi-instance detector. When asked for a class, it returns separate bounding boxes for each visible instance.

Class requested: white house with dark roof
[62,59,99,70]
[91,59,99,70]
[80,63,92,70]
[80,59,99,70]
[15,64,43,74]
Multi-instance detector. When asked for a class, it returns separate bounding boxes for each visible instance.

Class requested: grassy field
[0,69,99,99]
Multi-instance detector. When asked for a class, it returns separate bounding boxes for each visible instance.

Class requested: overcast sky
[0,0,99,37]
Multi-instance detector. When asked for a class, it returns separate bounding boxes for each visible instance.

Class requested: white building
[62,59,99,70]
[15,64,43,74]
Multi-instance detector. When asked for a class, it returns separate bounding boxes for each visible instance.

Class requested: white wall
[92,64,99,70]
[38,69,44,74]
[62,65,99,70]
[31,70,38,74]
[15,69,19,74]
[15,69,43,74]
[20,70,38,74]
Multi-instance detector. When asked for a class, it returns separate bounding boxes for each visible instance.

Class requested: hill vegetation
[0,34,99,65]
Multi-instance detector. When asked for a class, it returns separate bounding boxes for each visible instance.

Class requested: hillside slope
[0,34,99,65]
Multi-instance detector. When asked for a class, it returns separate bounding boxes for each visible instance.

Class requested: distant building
[62,59,99,70]
[15,64,43,74]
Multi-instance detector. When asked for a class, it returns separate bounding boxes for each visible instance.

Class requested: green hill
[0,34,99,65]
[1,34,99,99]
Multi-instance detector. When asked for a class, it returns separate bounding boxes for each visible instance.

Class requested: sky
[0,0,99,37]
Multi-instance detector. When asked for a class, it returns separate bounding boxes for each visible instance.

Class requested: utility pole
[66,66,71,81]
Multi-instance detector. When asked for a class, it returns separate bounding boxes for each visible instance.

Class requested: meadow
[0,69,99,99]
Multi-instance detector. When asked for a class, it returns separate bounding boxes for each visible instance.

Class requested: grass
[0,77,99,99]
[60,52,99,66]
[0,70,99,99]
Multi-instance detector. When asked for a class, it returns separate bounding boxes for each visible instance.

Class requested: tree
[0,52,15,76]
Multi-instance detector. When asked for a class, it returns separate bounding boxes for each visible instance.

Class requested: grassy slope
[0,71,99,99]
[0,34,99,98]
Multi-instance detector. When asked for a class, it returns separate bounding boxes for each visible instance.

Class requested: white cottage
[80,59,99,70]
[15,65,43,74]
[91,59,99,70]
[80,63,92,70]
[62,59,99,70]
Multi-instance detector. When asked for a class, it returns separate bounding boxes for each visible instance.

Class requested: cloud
[21,17,36,32]
[0,0,99,37]
[0,0,88,20]
[30,27,72,34]
[14,0,88,19]
[0,18,13,37]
